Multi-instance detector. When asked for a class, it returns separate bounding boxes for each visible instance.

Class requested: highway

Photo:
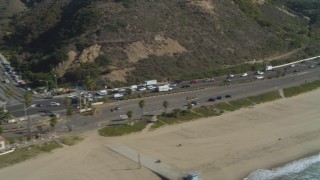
[1,55,319,135]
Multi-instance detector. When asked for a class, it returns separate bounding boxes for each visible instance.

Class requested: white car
[228,74,235,78]
[256,71,264,75]
[146,85,156,90]
[241,73,248,77]
[255,76,264,80]
[50,102,60,106]
[138,87,146,91]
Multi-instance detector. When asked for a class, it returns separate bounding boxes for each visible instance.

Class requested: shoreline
[243,150,320,180]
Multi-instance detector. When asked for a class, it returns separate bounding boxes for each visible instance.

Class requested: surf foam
[244,154,320,180]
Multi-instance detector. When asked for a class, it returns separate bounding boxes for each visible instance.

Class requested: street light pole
[40,80,49,93]
[54,75,58,90]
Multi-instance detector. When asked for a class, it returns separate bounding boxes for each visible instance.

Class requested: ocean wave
[244,154,320,180]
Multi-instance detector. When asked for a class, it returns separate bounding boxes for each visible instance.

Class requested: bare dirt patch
[189,0,216,14]
[104,67,135,82]
[124,35,187,63]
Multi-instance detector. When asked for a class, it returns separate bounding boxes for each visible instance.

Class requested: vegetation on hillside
[0,0,319,88]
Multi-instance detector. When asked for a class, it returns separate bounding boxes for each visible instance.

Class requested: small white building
[0,136,5,150]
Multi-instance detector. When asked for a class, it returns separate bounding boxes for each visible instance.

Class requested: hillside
[0,0,317,88]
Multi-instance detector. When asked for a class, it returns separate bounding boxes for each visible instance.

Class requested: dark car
[191,101,199,106]
[181,84,191,88]
[35,104,43,107]
[208,98,216,102]
[216,96,224,100]
[225,95,232,98]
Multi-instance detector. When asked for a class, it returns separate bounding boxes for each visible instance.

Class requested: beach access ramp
[105,143,184,180]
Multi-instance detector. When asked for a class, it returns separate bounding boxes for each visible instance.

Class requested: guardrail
[273,56,319,69]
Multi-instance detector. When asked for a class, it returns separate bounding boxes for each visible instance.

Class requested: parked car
[49,113,60,118]
[50,102,60,106]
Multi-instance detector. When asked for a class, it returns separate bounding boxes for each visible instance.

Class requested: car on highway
[181,84,191,88]
[50,102,60,106]
[190,79,198,84]
[241,73,248,77]
[255,76,264,80]
[256,71,264,75]
[170,83,177,87]
[190,101,199,106]
[146,85,156,90]
[138,87,146,91]
[114,107,121,111]
[35,104,43,107]
[208,98,216,102]
[216,96,224,100]
[228,74,234,78]
[225,95,232,98]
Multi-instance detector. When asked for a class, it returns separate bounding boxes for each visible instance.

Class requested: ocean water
[244,154,320,180]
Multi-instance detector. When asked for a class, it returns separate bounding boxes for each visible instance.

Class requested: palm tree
[138,100,145,119]
[23,91,32,138]
[49,116,58,133]
[162,100,169,115]
[64,98,73,131]
[127,110,133,125]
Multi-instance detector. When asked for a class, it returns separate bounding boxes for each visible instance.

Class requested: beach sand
[0,89,320,180]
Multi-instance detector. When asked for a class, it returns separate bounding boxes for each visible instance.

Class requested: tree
[50,117,58,132]
[86,76,96,91]
[138,100,145,119]
[23,91,32,138]
[162,100,169,115]
[0,127,2,135]
[5,87,14,103]
[127,110,133,125]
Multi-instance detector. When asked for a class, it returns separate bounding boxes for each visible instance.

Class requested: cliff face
[1,0,311,84]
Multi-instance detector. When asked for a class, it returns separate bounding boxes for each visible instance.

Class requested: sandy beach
[0,89,320,180]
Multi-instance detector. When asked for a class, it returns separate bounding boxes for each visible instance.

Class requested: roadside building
[0,136,5,150]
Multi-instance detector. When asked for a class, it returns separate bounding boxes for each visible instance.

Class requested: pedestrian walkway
[105,143,183,180]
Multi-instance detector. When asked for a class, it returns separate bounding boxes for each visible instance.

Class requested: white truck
[97,90,108,96]
[145,80,157,86]
[157,85,170,92]
[129,85,138,90]
[265,66,273,71]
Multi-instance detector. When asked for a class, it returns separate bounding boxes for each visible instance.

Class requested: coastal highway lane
[95,67,320,122]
